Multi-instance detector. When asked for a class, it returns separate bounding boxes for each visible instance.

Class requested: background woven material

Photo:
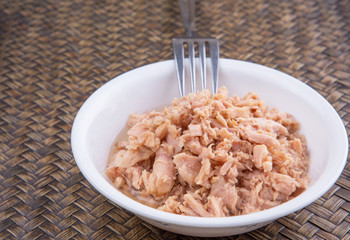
[0,0,349,239]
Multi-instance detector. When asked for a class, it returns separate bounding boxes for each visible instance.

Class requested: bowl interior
[71,59,348,227]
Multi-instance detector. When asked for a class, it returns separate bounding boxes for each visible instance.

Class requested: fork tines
[173,37,219,97]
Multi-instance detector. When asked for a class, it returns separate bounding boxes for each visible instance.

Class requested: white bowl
[71,59,348,237]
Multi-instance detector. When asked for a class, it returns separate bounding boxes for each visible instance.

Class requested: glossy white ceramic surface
[71,59,348,237]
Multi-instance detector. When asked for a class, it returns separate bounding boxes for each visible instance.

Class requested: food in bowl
[72,59,348,236]
[106,87,310,217]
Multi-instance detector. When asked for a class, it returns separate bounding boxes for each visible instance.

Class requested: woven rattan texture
[0,0,349,239]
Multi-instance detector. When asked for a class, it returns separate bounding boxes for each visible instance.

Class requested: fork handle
[178,0,196,37]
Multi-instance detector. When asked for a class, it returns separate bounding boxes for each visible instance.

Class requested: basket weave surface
[0,0,349,239]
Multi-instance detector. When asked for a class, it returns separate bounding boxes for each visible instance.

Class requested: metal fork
[172,0,219,97]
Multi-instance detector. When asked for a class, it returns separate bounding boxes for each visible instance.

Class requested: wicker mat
[1,0,349,239]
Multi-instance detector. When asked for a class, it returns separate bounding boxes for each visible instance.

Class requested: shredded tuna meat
[106,87,310,217]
